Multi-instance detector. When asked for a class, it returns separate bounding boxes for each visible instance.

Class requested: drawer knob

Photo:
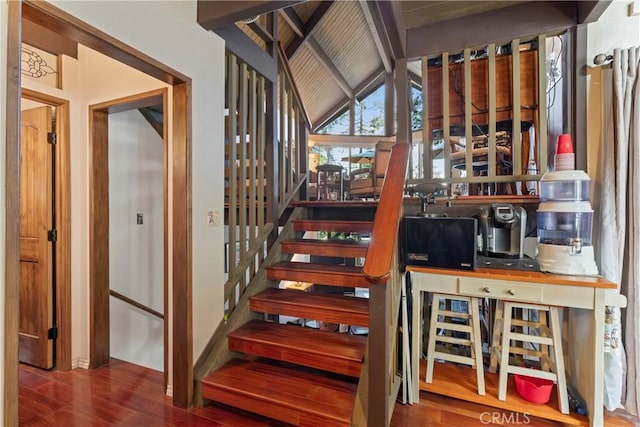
[507,289,516,296]
[483,286,491,293]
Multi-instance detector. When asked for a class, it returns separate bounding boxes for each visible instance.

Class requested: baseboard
[71,358,90,369]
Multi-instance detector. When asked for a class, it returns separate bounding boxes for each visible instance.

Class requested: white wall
[587,0,640,65]
[109,109,164,371]
[49,0,226,366]
[0,0,8,420]
[586,1,640,186]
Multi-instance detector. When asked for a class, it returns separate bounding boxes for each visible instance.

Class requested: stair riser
[228,338,362,377]
[202,385,350,427]
[280,242,367,258]
[267,269,370,288]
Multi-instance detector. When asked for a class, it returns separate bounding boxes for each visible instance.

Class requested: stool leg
[489,300,504,373]
[539,310,550,371]
[550,307,570,414]
[498,302,513,401]
[470,297,486,395]
[425,294,440,384]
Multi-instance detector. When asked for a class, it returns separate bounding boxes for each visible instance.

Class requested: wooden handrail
[109,289,164,319]
[362,142,410,284]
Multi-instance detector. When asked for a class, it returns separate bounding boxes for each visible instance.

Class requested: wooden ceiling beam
[247,21,273,43]
[406,1,576,59]
[214,24,278,82]
[375,0,406,60]
[197,0,305,30]
[279,8,304,38]
[307,37,352,98]
[359,0,392,73]
[578,0,612,24]
[312,67,384,132]
[285,1,334,60]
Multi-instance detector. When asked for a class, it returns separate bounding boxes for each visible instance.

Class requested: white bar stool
[426,293,485,395]
[496,301,569,414]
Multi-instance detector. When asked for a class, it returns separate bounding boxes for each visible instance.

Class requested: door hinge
[48,327,58,340]
[47,229,57,242]
[47,132,57,145]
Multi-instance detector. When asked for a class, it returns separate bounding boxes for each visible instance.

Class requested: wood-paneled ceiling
[198,0,611,131]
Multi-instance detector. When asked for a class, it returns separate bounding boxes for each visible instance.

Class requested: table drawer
[458,277,543,303]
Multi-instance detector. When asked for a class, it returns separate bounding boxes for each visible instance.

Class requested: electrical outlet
[137,213,143,225]
[630,1,640,16]
[207,210,221,227]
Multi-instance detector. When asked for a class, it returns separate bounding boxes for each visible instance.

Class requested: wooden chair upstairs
[349,140,395,199]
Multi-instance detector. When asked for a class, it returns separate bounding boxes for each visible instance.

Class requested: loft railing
[407,33,564,196]
[352,142,410,426]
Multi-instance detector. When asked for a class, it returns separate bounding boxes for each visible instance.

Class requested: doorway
[5,2,194,423]
[19,90,72,372]
[88,89,169,377]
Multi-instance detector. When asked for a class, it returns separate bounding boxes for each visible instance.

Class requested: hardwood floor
[19,359,639,426]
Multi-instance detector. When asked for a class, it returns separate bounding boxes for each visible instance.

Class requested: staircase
[201,213,375,426]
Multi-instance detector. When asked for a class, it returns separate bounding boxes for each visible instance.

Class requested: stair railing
[223,48,310,317]
[195,47,310,401]
[276,43,310,215]
[353,142,410,426]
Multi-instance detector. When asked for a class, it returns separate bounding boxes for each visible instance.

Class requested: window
[316,83,386,136]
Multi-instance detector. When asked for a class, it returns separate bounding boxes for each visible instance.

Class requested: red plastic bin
[514,374,553,404]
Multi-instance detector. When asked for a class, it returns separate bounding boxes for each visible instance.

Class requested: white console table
[408,266,626,426]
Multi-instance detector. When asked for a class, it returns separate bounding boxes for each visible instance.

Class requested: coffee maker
[479,204,526,258]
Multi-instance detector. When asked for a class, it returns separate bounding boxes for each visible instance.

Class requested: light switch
[208,210,221,227]
[137,213,143,225]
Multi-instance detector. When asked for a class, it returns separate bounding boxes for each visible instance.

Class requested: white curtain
[598,47,640,414]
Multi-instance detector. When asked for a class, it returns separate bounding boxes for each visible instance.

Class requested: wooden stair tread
[281,238,368,258]
[228,320,365,377]
[267,261,370,288]
[250,288,369,327]
[202,358,356,426]
[293,219,373,233]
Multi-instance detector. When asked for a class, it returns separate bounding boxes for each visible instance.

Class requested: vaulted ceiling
[199,1,611,132]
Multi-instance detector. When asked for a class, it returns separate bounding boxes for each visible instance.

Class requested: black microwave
[400,216,477,271]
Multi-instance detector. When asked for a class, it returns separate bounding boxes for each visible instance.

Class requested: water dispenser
[536,170,598,275]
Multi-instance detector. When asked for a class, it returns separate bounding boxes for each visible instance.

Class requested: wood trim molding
[21,0,188,85]
[4,1,22,425]
[21,89,72,372]
[172,82,193,408]
[88,107,110,368]
[21,19,78,58]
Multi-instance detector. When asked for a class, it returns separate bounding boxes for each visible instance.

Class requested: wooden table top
[406,266,617,289]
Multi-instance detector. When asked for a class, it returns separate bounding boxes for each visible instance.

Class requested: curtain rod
[592,53,613,67]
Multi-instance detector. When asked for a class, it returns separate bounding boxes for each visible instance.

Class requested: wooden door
[19,106,54,369]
